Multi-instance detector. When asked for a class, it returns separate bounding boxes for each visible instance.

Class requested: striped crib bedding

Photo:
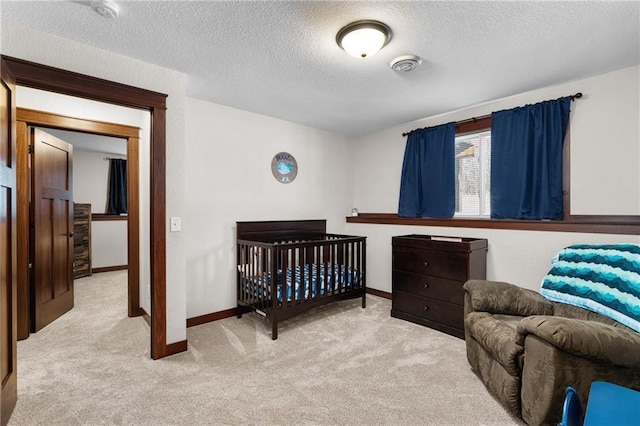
[242,263,360,303]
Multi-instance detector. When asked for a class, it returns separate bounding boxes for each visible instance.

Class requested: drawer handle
[423,261,429,267]
[424,283,429,289]
[423,306,429,311]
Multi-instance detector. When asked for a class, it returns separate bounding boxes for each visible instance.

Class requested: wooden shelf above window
[346,213,640,235]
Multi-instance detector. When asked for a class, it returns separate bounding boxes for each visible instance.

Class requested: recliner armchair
[464,279,640,425]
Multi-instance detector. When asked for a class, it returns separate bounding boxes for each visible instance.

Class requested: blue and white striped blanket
[540,244,640,333]
[243,263,360,303]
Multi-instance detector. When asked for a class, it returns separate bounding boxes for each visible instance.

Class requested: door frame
[16,108,142,338]
[1,56,18,426]
[2,55,177,359]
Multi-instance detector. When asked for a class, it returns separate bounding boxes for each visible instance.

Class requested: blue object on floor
[559,386,584,426]
[583,381,640,426]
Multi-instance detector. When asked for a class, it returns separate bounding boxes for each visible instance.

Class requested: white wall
[3,20,186,344]
[347,66,640,293]
[91,221,128,269]
[184,98,353,318]
[73,150,128,269]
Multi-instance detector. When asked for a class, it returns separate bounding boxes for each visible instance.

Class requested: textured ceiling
[2,1,639,136]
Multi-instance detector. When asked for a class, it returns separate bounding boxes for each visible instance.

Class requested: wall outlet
[170,217,181,232]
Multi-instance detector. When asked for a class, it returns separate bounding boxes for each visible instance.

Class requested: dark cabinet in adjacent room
[391,235,488,339]
[73,203,92,279]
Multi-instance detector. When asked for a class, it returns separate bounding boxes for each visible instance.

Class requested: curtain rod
[402,92,583,137]
[103,156,125,161]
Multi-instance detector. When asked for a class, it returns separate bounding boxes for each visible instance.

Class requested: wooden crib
[236,220,366,339]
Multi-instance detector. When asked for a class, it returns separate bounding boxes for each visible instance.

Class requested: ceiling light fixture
[91,0,120,19]
[336,20,392,59]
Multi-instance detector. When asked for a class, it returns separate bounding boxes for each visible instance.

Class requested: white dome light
[336,21,392,59]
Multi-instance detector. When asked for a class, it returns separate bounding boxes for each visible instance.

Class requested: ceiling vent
[91,0,120,19]
[390,55,422,72]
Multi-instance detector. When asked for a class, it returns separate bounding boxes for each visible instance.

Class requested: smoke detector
[91,0,120,19]
[390,55,422,72]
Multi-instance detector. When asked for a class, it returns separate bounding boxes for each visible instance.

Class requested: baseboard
[366,288,392,300]
[185,293,389,329]
[141,309,151,327]
[165,340,188,357]
[92,265,128,274]
[141,310,189,359]
[187,307,237,328]
[129,306,144,318]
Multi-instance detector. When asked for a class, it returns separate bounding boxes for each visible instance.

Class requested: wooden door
[0,59,18,426]
[30,128,74,332]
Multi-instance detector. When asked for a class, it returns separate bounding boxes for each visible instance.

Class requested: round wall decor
[271,152,298,184]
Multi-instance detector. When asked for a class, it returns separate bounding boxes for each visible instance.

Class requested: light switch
[170,217,181,232]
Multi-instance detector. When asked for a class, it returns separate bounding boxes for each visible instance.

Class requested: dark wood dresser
[391,235,488,339]
[73,203,92,279]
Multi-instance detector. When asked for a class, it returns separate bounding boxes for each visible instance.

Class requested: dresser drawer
[74,209,90,221]
[392,291,464,331]
[393,270,464,305]
[393,250,468,281]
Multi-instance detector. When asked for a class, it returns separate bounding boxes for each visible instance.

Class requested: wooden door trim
[16,108,143,325]
[127,136,141,317]
[4,55,170,359]
[16,108,139,138]
[15,121,29,341]
[1,56,18,426]
[3,57,167,109]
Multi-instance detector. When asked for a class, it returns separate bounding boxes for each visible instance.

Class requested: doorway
[2,54,180,426]
[15,109,143,339]
[2,55,174,360]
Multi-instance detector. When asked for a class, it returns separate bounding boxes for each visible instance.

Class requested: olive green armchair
[463,280,640,425]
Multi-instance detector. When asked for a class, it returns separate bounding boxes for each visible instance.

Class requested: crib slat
[349,240,354,289]
[359,240,362,283]
[281,247,288,308]
[297,245,302,303]
[331,242,337,296]
[314,244,319,300]
[238,244,244,306]
[263,248,268,310]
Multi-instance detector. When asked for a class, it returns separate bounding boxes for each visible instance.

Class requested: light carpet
[9,271,522,425]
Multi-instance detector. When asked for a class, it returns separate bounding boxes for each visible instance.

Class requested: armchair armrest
[516,316,640,367]
[464,280,554,316]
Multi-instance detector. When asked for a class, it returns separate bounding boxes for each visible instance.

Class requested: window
[455,130,491,216]
[399,99,570,221]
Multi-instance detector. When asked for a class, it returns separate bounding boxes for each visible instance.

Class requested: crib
[236,220,366,339]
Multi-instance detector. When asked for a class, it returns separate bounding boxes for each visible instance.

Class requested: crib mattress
[242,263,360,303]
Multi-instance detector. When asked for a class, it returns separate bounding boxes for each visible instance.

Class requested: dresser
[73,203,92,279]
[391,235,488,339]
